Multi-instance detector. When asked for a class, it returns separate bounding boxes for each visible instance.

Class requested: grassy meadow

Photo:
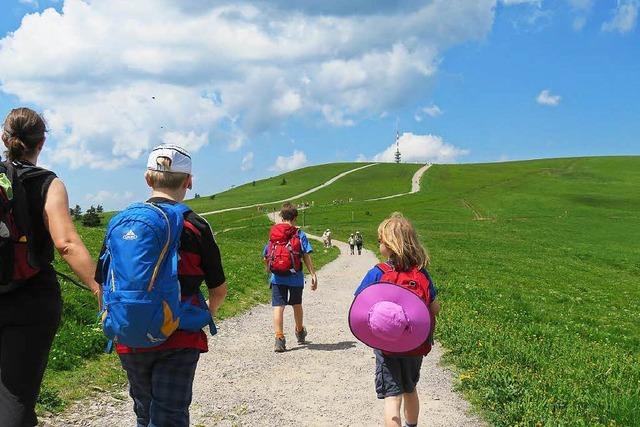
[297,156,640,426]
[40,156,639,426]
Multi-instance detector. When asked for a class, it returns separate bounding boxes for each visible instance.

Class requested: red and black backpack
[0,161,51,293]
[266,223,302,276]
[377,262,436,356]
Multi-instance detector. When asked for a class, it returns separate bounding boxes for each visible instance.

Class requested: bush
[82,206,101,227]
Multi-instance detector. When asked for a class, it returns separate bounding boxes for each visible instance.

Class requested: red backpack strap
[376,262,394,274]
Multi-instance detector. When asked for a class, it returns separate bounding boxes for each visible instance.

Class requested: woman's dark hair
[2,108,47,161]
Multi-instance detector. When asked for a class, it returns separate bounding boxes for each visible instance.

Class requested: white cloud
[536,89,561,106]
[161,131,209,152]
[19,0,39,7]
[270,150,308,172]
[371,132,468,164]
[423,104,443,117]
[0,0,496,170]
[602,0,639,33]
[85,190,134,206]
[241,151,254,171]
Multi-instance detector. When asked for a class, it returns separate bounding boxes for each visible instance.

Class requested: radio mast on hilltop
[394,130,401,164]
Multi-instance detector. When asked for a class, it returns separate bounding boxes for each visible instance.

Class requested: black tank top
[16,161,58,286]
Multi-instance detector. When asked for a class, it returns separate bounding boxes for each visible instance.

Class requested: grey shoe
[295,327,307,344]
[274,336,286,352]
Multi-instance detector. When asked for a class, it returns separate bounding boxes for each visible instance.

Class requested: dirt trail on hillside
[199,163,377,216]
[364,163,431,202]
[50,226,484,426]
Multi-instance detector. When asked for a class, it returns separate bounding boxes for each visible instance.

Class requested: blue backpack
[100,202,215,349]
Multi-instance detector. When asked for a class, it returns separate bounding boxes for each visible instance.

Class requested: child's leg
[383,396,403,427]
[403,390,419,426]
[119,353,154,427]
[271,285,287,337]
[149,348,200,427]
[273,305,285,337]
[293,304,304,331]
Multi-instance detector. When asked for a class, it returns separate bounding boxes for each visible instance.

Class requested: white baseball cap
[147,144,192,174]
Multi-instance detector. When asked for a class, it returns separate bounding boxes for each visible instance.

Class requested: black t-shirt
[95,197,225,297]
[16,161,58,286]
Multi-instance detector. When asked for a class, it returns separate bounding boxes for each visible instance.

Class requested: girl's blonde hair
[377,212,430,271]
[144,157,189,190]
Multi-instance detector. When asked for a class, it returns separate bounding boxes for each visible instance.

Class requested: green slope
[186,162,367,212]
[41,156,639,426]
[299,156,639,426]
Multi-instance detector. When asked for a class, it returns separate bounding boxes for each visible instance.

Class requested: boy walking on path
[96,144,227,427]
[264,202,317,352]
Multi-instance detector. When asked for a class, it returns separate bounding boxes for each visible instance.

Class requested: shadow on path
[303,341,357,352]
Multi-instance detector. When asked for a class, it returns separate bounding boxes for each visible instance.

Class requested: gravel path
[364,163,431,202]
[49,234,484,426]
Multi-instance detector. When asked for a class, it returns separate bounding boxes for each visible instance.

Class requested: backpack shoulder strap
[376,262,393,274]
[171,203,192,217]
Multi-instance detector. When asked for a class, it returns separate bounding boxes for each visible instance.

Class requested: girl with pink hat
[349,212,441,427]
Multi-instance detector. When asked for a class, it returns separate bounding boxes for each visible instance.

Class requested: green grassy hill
[43,157,639,426]
[299,156,640,426]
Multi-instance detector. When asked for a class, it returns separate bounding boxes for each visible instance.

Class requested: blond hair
[144,157,189,190]
[377,212,430,271]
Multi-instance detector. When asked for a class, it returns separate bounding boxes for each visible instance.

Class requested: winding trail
[365,163,431,202]
[199,163,377,216]
[49,162,485,426]
[51,230,484,426]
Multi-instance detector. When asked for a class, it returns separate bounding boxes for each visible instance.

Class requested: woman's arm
[44,179,100,295]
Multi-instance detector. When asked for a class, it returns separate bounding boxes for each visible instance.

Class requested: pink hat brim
[349,283,431,353]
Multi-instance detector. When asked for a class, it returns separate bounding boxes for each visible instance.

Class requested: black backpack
[0,161,52,293]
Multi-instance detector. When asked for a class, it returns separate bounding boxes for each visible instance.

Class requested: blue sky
[0,0,638,210]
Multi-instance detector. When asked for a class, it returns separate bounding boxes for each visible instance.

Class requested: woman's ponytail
[1,108,47,161]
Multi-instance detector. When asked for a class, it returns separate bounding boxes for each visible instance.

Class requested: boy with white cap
[96,144,227,427]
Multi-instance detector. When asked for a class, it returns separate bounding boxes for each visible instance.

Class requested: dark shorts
[374,350,423,399]
[271,284,303,306]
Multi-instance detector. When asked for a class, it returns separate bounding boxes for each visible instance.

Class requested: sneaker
[274,336,286,352]
[295,327,307,344]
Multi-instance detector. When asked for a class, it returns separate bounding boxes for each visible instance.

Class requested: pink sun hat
[348,283,431,353]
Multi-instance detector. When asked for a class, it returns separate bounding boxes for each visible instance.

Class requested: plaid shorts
[119,348,200,427]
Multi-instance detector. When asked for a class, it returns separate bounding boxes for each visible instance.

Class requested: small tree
[252,180,256,186]
[82,206,101,227]
[280,178,287,186]
[73,204,82,221]
[209,194,216,200]
[96,205,104,214]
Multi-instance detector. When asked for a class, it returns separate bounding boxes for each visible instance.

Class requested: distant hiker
[324,228,332,248]
[348,233,356,255]
[264,202,317,352]
[96,144,227,427]
[349,213,440,427]
[355,231,363,255]
[0,108,100,427]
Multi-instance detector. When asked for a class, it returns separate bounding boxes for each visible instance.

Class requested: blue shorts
[271,284,303,306]
[374,350,423,399]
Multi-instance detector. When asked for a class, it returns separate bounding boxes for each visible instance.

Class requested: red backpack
[377,262,436,356]
[266,223,302,276]
[0,161,50,293]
